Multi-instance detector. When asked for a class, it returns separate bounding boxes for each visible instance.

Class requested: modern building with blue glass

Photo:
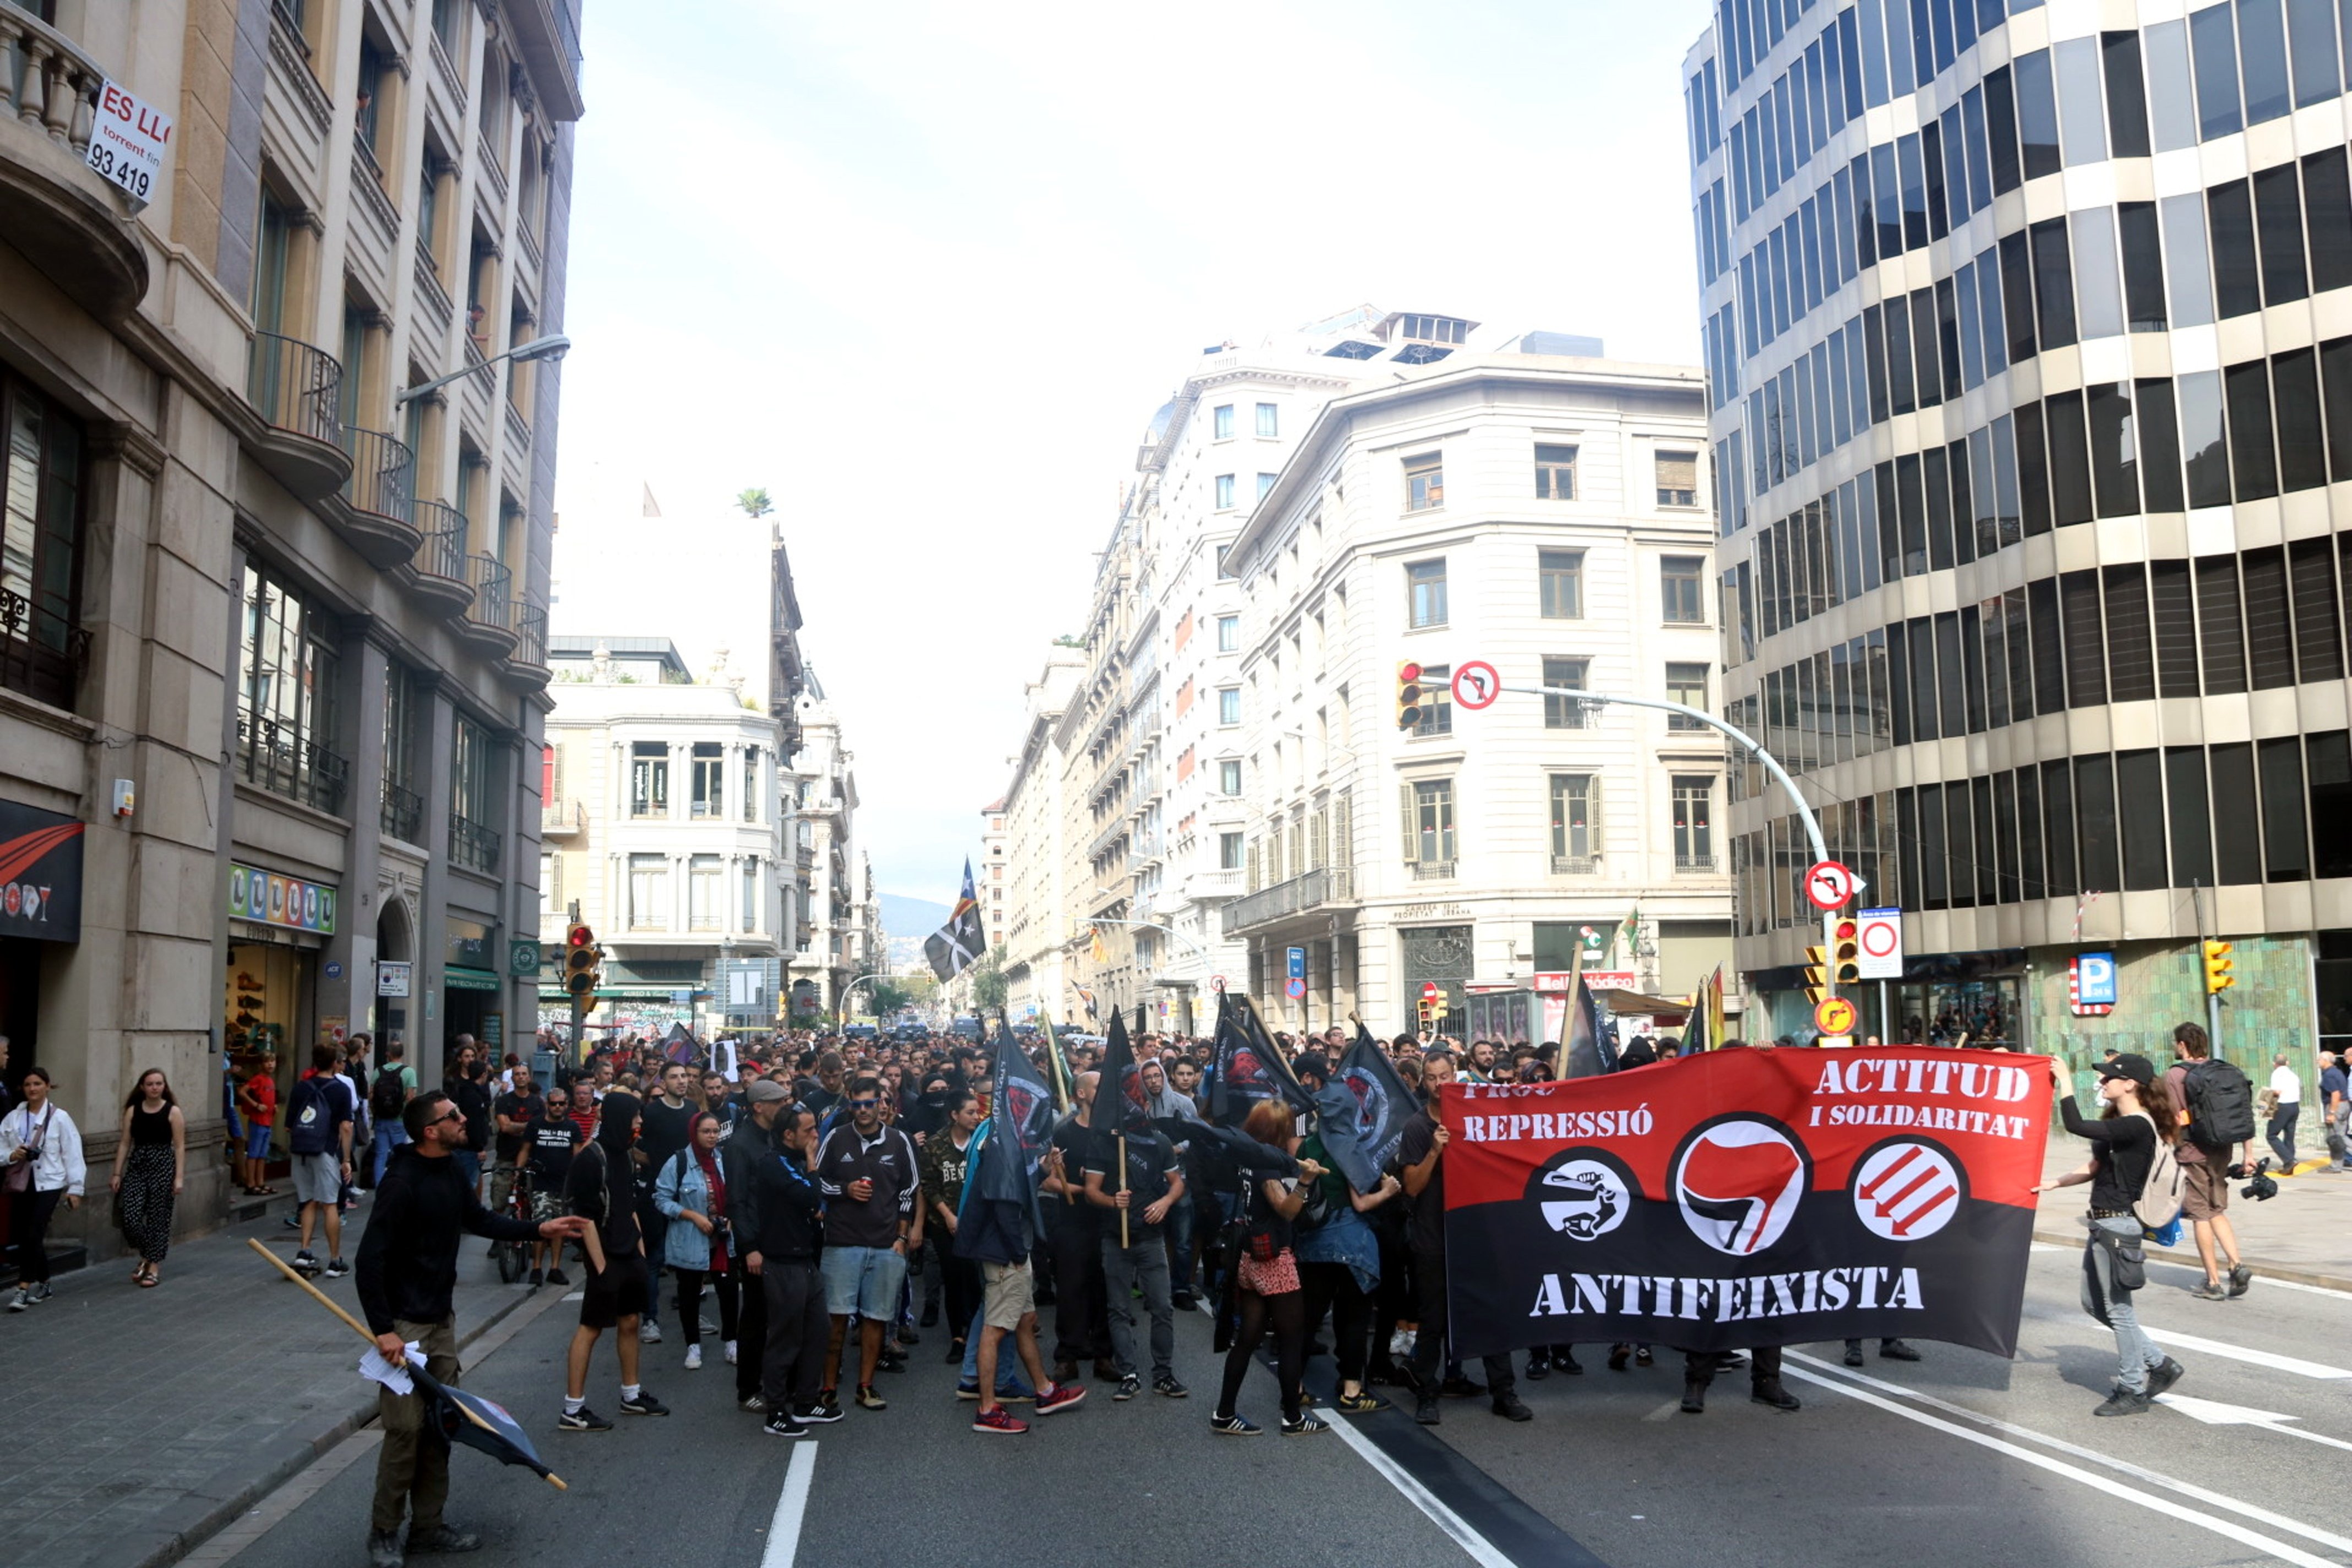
[1685,0,2352,1072]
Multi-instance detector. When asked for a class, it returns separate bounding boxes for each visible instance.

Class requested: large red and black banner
[1439,1047,2050,1358]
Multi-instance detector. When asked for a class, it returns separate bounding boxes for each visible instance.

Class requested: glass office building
[1685,0,2352,1064]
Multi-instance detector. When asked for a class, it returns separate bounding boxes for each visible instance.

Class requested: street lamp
[394,334,573,406]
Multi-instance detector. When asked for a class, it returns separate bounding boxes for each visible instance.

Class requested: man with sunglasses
[356,1092,589,1568]
[813,1074,920,1412]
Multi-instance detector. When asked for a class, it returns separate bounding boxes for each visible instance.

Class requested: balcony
[0,9,147,323]
[1675,852,1718,874]
[379,780,423,845]
[244,333,349,502]
[0,585,88,710]
[450,812,502,875]
[1551,854,1598,875]
[235,705,349,816]
[540,797,585,836]
[456,553,517,655]
[1411,860,1456,881]
[1221,865,1354,937]
[410,502,473,614]
[504,600,551,686]
[332,427,419,567]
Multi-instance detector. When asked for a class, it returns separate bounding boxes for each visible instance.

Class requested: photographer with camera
[2165,1023,2255,1302]
[654,1111,739,1371]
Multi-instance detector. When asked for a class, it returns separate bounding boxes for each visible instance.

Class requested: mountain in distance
[878,892,951,939]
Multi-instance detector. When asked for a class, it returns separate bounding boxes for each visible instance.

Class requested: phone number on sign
[85,143,154,200]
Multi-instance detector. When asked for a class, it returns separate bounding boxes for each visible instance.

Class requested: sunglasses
[847,1098,879,1109]
[435,1108,464,1125]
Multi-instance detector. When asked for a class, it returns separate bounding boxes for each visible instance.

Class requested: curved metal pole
[838,968,894,1026]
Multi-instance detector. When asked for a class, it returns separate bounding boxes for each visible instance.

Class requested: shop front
[444,917,503,1071]
[225,862,338,1170]
[1,798,85,1273]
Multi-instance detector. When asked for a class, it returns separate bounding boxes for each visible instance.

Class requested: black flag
[407,1362,559,1484]
[1314,1023,1414,1194]
[1087,1010,1149,1135]
[1207,993,1313,1126]
[924,859,987,981]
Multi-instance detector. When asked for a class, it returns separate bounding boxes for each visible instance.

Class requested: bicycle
[496,1164,535,1284]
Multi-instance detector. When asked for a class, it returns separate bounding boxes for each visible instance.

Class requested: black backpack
[371,1065,407,1124]
[2182,1058,2256,1148]
[286,1075,335,1156]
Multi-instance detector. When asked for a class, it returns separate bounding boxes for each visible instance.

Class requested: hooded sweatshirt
[567,1090,641,1255]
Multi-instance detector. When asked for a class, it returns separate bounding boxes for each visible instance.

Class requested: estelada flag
[924,859,987,981]
[1438,1046,2050,1358]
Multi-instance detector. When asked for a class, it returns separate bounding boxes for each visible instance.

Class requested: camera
[2235,1157,2280,1202]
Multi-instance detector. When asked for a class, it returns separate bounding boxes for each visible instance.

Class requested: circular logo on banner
[1673,1118,1809,1256]
[1527,1152,1633,1242]
[1850,1139,1966,1241]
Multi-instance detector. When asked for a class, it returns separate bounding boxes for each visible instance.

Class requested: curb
[113,1281,549,1568]
[2030,1227,2352,1294]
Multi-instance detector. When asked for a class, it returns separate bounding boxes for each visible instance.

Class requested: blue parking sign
[2077,951,2116,1007]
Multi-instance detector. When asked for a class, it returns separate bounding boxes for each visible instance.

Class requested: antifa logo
[1337,1066,1392,1150]
[1673,1118,1809,1256]
[1121,1063,1147,1114]
[1228,1047,1271,1093]
[1526,1154,1632,1242]
[1003,1080,1050,1169]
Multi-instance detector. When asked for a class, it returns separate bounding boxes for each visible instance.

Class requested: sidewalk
[2037,1128,2352,1288]
[1,1193,543,1568]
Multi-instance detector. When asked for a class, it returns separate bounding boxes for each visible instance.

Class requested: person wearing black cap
[2037,1053,2187,1417]
[559,1090,668,1430]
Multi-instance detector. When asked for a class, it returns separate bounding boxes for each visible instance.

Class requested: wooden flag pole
[246,1238,567,1490]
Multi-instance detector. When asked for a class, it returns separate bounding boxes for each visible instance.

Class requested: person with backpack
[2037,1054,2187,1417]
[2165,1022,2255,1302]
[288,1043,357,1278]
[370,1039,420,1185]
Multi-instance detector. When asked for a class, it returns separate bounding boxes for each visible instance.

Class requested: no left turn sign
[1805,859,1858,910]
[1451,661,1500,710]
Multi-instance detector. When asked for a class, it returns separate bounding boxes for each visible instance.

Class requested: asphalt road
[216,1243,2352,1568]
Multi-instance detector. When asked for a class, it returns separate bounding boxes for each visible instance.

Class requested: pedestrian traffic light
[2202,940,2234,994]
[565,922,601,998]
[1395,662,1425,731]
[1829,916,1861,984]
[1801,945,1828,1005]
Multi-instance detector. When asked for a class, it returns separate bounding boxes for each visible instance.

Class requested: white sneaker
[684,1343,704,1370]
[5,1287,26,1313]
[724,1341,738,1366]
[640,1320,663,1344]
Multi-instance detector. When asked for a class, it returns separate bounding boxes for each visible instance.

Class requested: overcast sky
[549,0,1710,901]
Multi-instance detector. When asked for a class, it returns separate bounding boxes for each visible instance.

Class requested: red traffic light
[567,923,593,949]
[1399,661,1422,683]
[1833,918,1858,940]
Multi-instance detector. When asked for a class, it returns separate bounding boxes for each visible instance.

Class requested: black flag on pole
[407,1362,558,1483]
[924,859,987,981]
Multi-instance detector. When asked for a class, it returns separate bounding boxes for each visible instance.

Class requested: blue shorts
[820,1244,908,1319]
[245,1125,274,1160]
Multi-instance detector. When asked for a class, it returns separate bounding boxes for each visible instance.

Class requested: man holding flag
[1083,1014,1187,1401]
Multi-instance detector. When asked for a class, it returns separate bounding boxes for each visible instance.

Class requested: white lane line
[1783,1352,2352,1560]
[2125,1325,2352,1381]
[759,1441,819,1568]
[2033,1240,2352,1303]
[1323,1408,1517,1568]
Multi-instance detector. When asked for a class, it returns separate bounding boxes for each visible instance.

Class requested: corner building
[1686,0,2352,1075]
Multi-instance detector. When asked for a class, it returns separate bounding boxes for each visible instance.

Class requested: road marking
[1324,1408,1517,1567]
[2131,1325,2352,1381]
[2160,1393,2352,1454]
[1784,1352,2352,1559]
[759,1441,819,1568]
[2034,1239,2352,1302]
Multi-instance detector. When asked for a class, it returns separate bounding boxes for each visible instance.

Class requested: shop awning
[445,966,504,991]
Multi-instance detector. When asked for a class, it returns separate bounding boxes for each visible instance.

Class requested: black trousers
[1299,1259,1374,1384]
[732,1257,767,1401]
[1685,1343,1782,1386]
[9,1188,63,1283]
[761,1260,828,1410]
[1408,1244,1512,1395]
[1052,1217,1109,1364]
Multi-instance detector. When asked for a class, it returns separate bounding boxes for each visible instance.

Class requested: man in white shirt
[2266,1055,2302,1168]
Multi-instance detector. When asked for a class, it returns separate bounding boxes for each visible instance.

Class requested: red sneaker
[971,1405,1029,1435]
[1035,1382,1087,1417]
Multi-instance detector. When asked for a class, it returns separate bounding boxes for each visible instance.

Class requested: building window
[630,741,669,817]
[1672,776,1715,869]
[628,853,669,930]
[235,562,346,813]
[1256,402,1279,438]
[1219,759,1243,796]
[743,746,760,822]
[1550,773,1600,870]
[1407,558,1449,627]
[1543,656,1589,729]
[1414,663,1453,736]
[689,854,723,930]
[449,715,502,873]
[1662,556,1708,622]
[1213,404,1234,439]
[1404,778,1457,874]
[1665,662,1709,727]
[691,741,726,818]
[1219,830,1245,869]
[1536,443,1578,499]
[1539,548,1583,618]
[1215,474,1235,510]
[1404,453,1445,511]
[380,661,424,841]
[742,858,759,932]
[1656,449,1700,506]
[1218,687,1241,726]
[1257,472,1277,502]
[1216,614,1240,652]
[539,852,559,922]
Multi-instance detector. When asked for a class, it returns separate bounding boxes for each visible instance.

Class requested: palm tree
[736,487,774,520]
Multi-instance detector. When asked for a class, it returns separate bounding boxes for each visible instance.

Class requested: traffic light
[1396,661,1425,731]
[2202,940,2235,994]
[1830,915,1861,984]
[564,922,602,998]
[1801,945,1829,1005]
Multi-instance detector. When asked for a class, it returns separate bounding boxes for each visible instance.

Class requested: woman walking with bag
[654,1111,739,1370]
[2,1067,86,1309]
[2037,1053,2187,1417]
[110,1070,185,1286]
[1211,1098,1329,1436]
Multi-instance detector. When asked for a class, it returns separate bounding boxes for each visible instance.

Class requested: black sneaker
[1843,1343,1866,1368]
[1879,1338,1922,1362]
[1526,1351,1551,1381]
[1153,1374,1189,1399]
[619,1389,669,1417]
[763,1409,809,1438]
[739,1394,766,1413]
[1113,1375,1139,1401]
[1438,1375,1483,1399]
[323,1257,351,1280]
[1414,1394,1441,1426]
[795,1397,845,1424]
[1491,1393,1533,1422]
[292,1251,320,1277]
[528,1268,544,1287]
[1281,1413,1330,1435]
[2228,1264,2253,1298]
[558,1406,612,1432]
[2146,1358,2186,1396]
[2094,1386,2151,1417]
[1209,1412,1261,1435]
[1557,1349,1583,1374]
[1608,1344,1631,1371]
[919,1303,940,1327]
[545,1270,569,1287]
[2190,1281,2229,1301]
[1336,1390,1389,1413]
[1751,1379,1802,1412]
[405,1523,481,1554]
